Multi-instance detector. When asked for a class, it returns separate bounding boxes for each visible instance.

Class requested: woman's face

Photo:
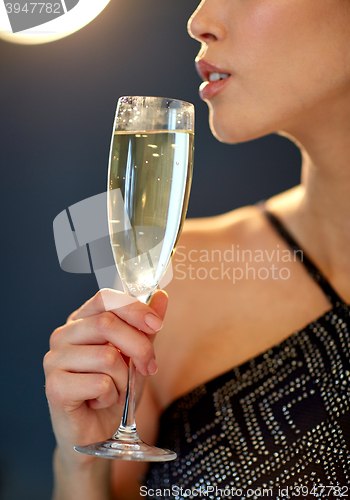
[188,0,350,144]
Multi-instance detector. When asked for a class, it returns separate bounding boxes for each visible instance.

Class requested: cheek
[228,3,305,121]
[238,2,292,64]
[242,0,350,90]
[209,7,297,142]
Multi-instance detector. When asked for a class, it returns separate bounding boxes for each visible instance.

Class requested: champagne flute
[75,96,194,460]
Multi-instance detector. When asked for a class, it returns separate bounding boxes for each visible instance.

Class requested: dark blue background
[0,0,301,498]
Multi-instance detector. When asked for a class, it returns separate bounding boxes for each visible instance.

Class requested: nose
[187,0,226,43]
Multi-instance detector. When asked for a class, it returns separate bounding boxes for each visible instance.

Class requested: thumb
[148,289,168,321]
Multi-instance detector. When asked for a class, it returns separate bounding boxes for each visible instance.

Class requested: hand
[44,289,168,468]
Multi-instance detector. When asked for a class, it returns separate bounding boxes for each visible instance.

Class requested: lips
[195,59,231,99]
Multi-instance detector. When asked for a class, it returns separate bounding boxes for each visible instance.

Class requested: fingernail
[144,313,163,332]
[147,358,158,375]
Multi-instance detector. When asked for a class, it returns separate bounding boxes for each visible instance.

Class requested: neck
[272,97,350,302]
[299,147,350,278]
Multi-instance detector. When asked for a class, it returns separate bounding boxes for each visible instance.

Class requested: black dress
[145,210,350,499]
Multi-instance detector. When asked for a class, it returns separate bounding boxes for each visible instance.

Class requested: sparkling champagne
[108,130,194,298]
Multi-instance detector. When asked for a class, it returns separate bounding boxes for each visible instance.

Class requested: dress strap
[259,203,344,308]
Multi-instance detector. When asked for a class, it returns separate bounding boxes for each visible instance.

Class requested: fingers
[45,289,168,420]
[48,343,128,394]
[44,343,129,409]
[45,369,121,412]
[68,289,168,336]
[51,313,157,377]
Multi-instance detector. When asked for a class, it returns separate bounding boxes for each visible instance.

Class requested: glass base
[74,428,177,462]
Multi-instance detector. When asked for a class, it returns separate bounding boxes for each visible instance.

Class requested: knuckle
[43,351,53,373]
[99,345,120,369]
[45,372,64,404]
[96,374,114,395]
[49,327,63,349]
[94,290,107,312]
[95,311,117,332]
[66,311,76,323]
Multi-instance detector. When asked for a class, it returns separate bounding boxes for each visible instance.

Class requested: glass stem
[121,358,136,430]
[114,291,153,440]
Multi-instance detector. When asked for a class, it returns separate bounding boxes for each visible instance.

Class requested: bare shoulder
[182,204,264,240]
[166,202,272,302]
[172,184,305,283]
[174,204,270,269]
[171,203,276,286]
[160,205,262,314]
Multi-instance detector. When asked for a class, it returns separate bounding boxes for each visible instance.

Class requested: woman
[44,0,350,497]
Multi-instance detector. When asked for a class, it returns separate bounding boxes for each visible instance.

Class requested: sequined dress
[145,210,350,498]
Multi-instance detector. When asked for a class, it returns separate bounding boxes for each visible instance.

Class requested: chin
[208,104,273,145]
[209,116,265,145]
